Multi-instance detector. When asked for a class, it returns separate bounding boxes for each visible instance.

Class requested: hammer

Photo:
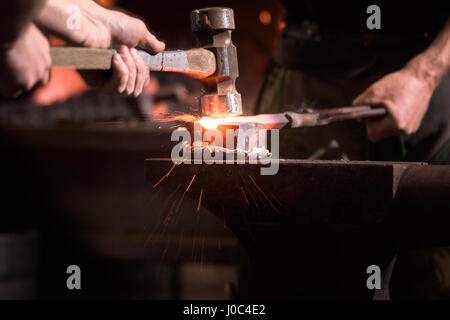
[50,7,242,118]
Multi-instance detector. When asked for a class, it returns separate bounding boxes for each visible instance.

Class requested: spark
[161,201,177,235]
[153,163,177,188]
[248,175,280,214]
[196,209,201,224]
[197,189,203,212]
[239,186,250,205]
[269,192,282,207]
[145,187,179,247]
[186,174,197,192]
[175,193,185,214]
[163,184,181,208]
[175,173,196,214]
[246,185,260,208]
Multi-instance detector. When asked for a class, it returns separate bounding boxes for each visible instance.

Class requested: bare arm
[410,18,450,90]
[353,17,450,142]
[35,0,164,52]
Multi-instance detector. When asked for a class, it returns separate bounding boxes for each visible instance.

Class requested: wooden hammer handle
[50,47,216,79]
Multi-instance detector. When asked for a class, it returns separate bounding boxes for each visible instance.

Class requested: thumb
[352,87,377,107]
[139,30,165,54]
[352,88,393,142]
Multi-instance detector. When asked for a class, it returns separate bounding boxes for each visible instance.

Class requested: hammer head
[191,8,242,118]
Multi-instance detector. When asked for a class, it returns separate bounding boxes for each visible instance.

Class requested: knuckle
[135,60,143,72]
[24,78,35,91]
[119,78,127,88]
[45,54,52,67]
[136,19,147,32]
[396,118,408,131]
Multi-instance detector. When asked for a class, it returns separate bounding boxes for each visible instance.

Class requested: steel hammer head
[190,8,242,118]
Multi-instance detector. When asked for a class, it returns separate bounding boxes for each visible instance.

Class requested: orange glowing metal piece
[199,113,289,130]
[199,117,219,130]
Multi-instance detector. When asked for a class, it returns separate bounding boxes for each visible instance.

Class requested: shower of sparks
[146,148,284,268]
[145,186,179,247]
[248,175,280,214]
[153,163,177,188]
[153,111,200,124]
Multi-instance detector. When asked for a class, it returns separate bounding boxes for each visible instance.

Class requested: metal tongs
[212,106,387,129]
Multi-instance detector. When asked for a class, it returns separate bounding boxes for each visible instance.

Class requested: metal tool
[206,105,387,129]
[50,7,242,118]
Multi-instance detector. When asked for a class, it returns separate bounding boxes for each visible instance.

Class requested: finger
[139,31,165,54]
[39,68,51,87]
[352,89,376,107]
[118,45,136,95]
[353,87,394,142]
[130,48,147,96]
[144,71,150,89]
[104,53,128,94]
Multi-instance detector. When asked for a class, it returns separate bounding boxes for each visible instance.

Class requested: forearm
[0,1,46,44]
[35,0,109,46]
[405,17,450,91]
